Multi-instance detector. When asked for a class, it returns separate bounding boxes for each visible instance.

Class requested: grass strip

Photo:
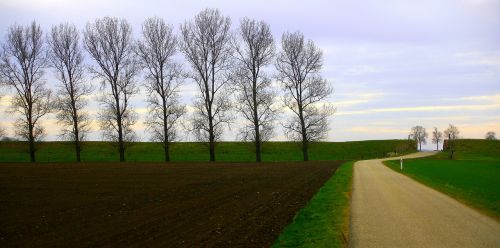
[272,161,354,248]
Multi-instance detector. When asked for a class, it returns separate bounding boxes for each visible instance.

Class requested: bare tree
[232,18,277,162]
[48,23,92,162]
[0,21,52,162]
[444,124,459,140]
[0,100,4,137]
[180,9,233,162]
[136,17,185,162]
[410,125,428,152]
[431,127,443,151]
[276,31,334,161]
[84,17,139,162]
[444,124,459,159]
[485,131,496,140]
[0,94,5,138]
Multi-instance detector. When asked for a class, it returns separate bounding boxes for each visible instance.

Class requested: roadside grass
[385,139,500,219]
[273,161,354,248]
[0,140,413,163]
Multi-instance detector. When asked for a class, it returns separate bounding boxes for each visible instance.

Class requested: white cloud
[456,94,500,102]
[337,102,500,116]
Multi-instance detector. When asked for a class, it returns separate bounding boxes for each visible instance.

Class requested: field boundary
[272,161,354,247]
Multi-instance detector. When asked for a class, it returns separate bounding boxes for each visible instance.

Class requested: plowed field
[0,161,341,247]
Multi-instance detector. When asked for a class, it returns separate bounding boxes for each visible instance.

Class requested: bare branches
[48,23,92,161]
[0,14,339,161]
[136,17,185,161]
[84,17,138,162]
[431,127,443,151]
[275,31,334,161]
[0,94,4,138]
[444,124,460,159]
[231,18,277,162]
[444,124,459,140]
[0,21,52,162]
[180,8,233,162]
[410,125,428,151]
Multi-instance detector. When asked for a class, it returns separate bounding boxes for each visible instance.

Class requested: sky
[0,0,499,149]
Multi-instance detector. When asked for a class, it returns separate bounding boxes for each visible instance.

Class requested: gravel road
[350,152,500,248]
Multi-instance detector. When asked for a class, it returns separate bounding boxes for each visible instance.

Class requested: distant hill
[441,139,500,160]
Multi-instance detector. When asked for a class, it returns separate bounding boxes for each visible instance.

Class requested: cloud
[374,103,500,113]
[454,52,500,69]
[337,101,500,116]
[350,126,408,134]
[344,65,384,76]
[333,92,384,107]
[455,94,500,102]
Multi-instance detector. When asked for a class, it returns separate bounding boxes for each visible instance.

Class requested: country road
[349,152,500,248]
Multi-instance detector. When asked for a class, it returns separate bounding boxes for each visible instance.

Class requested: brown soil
[0,161,341,247]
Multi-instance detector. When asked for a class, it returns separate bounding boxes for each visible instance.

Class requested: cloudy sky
[0,0,499,149]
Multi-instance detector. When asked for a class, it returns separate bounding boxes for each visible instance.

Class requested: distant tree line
[409,124,466,159]
[0,9,334,163]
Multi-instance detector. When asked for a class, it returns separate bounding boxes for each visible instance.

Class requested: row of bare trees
[0,9,334,163]
[409,124,460,152]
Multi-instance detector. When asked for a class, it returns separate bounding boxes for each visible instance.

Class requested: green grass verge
[385,146,500,219]
[0,140,414,163]
[272,161,354,247]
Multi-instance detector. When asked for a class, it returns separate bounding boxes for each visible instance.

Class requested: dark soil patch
[0,161,342,247]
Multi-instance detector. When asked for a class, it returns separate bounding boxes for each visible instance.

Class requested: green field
[273,161,353,248]
[385,139,500,219]
[0,140,414,162]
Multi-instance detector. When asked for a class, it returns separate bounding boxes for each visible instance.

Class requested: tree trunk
[164,140,170,162]
[28,105,36,162]
[74,113,81,162]
[118,122,125,162]
[209,142,215,162]
[207,98,215,162]
[255,137,261,162]
[298,101,308,161]
[163,98,170,162]
[28,127,35,162]
[436,141,439,151]
[72,97,81,162]
[163,120,170,162]
[302,139,309,161]
[253,76,261,162]
[208,120,215,162]
[208,64,216,162]
[299,117,309,161]
[116,99,125,162]
[75,138,81,162]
